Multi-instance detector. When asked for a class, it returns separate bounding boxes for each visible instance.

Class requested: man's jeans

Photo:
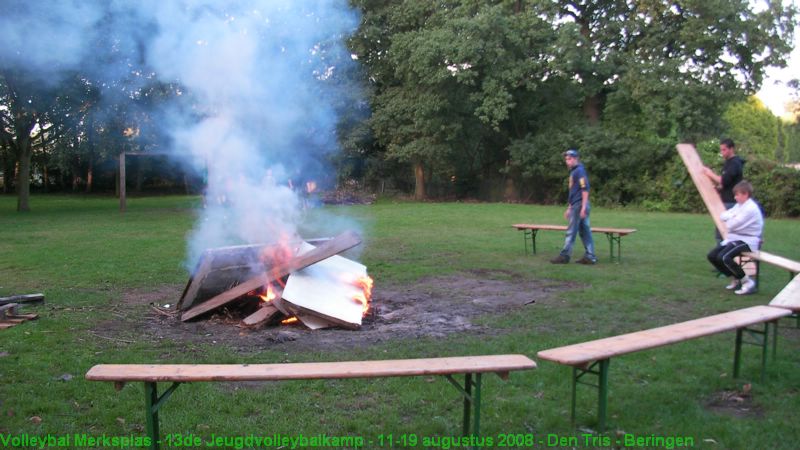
[560,203,596,261]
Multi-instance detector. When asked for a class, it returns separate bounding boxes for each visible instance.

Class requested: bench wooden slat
[513,224,568,231]
[512,224,637,236]
[85,355,536,383]
[588,227,637,235]
[537,306,790,366]
[768,274,800,311]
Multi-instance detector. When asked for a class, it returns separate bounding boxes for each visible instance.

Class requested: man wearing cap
[551,149,597,264]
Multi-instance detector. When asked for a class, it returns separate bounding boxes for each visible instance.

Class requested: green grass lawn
[1,194,799,449]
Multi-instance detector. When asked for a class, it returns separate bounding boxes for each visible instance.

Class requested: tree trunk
[583,94,601,125]
[14,116,37,212]
[503,160,519,202]
[39,127,49,192]
[16,139,32,212]
[413,161,426,200]
[85,158,93,193]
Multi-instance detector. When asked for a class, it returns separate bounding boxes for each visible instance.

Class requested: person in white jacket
[706,180,764,295]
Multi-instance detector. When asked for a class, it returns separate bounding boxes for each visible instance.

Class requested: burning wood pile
[177,231,372,330]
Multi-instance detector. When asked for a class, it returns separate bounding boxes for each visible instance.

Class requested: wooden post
[119,152,126,213]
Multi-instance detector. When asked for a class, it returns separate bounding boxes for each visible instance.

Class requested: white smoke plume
[145,1,360,268]
[1,0,361,270]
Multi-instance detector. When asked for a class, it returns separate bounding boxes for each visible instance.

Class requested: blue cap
[563,149,580,158]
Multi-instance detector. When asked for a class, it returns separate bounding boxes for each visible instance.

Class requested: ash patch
[705,386,764,419]
[93,271,574,353]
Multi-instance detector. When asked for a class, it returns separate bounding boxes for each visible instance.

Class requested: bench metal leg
[144,383,159,450]
[598,360,609,431]
[604,233,622,263]
[570,359,610,432]
[790,312,800,329]
[733,321,777,382]
[521,230,538,255]
[144,381,181,450]
[445,373,482,437]
[522,230,528,255]
[737,256,760,288]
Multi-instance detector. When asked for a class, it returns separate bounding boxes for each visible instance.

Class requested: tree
[353,0,553,199]
[723,96,782,160]
[542,0,797,138]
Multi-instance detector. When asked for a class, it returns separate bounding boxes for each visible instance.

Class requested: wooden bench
[768,274,800,312]
[512,224,637,262]
[768,273,800,328]
[86,355,536,450]
[537,306,790,430]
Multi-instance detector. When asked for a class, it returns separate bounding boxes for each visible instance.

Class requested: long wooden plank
[85,355,536,382]
[745,251,800,273]
[180,231,362,322]
[0,293,44,306]
[676,144,728,238]
[537,305,789,366]
[768,274,800,311]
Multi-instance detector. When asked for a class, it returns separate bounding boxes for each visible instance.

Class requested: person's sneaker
[575,257,597,265]
[735,278,757,295]
[550,255,569,264]
[725,279,740,290]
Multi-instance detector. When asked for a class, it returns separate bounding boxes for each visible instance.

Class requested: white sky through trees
[755,0,799,119]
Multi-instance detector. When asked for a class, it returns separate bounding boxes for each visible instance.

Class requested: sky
[755,0,799,120]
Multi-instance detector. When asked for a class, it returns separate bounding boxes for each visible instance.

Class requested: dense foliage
[1,0,799,214]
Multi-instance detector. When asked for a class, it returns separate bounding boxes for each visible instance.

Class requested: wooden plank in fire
[241,305,281,327]
[177,242,294,311]
[180,231,362,322]
[676,144,728,238]
[280,245,368,330]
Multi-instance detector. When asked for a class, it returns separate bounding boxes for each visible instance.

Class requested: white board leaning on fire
[277,242,370,330]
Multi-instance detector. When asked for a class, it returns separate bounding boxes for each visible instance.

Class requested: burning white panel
[281,243,368,329]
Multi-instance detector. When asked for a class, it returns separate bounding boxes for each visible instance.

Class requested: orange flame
[353,275,373,316]
[281,317,299,325]
[259,283,277,303]
[259,237,296,285]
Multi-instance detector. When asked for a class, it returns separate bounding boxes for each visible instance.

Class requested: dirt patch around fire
[92,270,578,354]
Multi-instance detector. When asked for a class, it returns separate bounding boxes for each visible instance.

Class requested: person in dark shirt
[702,138,744,206]
[702,138,744,242]
[550,149,597,264]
